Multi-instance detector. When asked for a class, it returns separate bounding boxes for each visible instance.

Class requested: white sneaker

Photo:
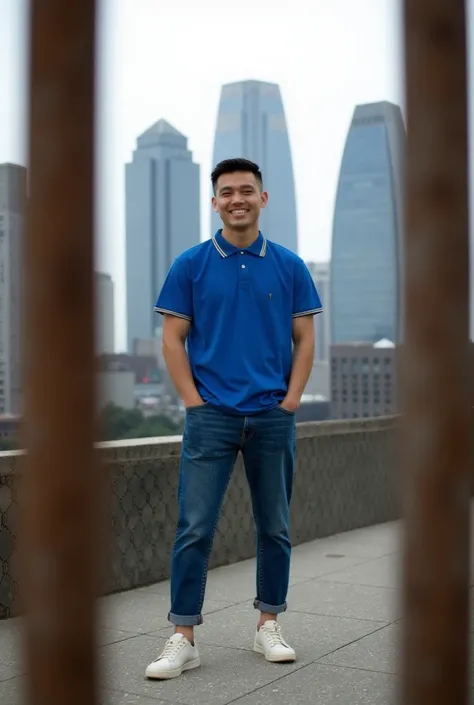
[145,633,200,680]
[253,620,296,663]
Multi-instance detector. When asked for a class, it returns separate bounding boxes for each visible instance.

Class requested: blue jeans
[168,404,296,626]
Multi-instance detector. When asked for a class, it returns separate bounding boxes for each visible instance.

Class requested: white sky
[5,0,473,349]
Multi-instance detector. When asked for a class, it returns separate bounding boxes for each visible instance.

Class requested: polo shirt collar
[212,229,267,258]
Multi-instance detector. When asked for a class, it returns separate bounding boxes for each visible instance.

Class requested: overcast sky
[3,0,472,348]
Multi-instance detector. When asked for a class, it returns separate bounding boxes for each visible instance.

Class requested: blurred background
[3,0,470,443]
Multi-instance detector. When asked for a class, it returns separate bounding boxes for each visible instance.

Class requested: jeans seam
[258,539,265,601]
[253,513,265,602]
[239,417,248,448]
[196,457,236,614]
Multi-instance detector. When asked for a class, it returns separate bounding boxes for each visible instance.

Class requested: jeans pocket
[186,402,209,412]
[277,405,296,416]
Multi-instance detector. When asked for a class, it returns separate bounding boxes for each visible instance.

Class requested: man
[146,158,322,680]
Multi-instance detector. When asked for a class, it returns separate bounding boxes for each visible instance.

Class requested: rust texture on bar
[402,0,470,703]
[22,1,100,704]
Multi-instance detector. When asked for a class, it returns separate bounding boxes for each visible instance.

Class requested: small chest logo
[268,293,273,299]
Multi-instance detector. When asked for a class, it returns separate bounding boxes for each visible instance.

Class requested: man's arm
[162,314,203,408]
[281,316,315,412]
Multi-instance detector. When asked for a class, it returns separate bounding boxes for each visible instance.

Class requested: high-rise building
[125,119,200,351]
[330,101,405,344]
[0,164,26,415]
[330,339,397,419]
[307,262,330,363]
[211,80,298,252]
[304,262,331,398]
[95,272,115,354]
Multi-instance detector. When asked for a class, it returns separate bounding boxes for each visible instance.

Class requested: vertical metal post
[402,1,470,704]
[22,2,99,704]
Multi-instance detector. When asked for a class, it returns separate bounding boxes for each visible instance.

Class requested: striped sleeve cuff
[154,307,192,322]
[292,307,323,318]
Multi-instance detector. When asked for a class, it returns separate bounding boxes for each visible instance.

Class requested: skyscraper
[211,80,298,252]
[95,272,115,354]
[0,163,26,414]
[330,101,405,344]
[307,261,330,363]
[125,119,200,351]
[305,262,331,398]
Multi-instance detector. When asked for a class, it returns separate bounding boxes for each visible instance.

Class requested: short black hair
[211,158,263,194]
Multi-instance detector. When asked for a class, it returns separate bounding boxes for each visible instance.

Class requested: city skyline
[1,0,405,349]
[125,119,200,351]
[211,80,298,252]
[330,101,405,344]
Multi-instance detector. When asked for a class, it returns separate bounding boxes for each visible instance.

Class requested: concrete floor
[0,521,471,704]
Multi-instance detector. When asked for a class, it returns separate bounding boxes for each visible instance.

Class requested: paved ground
[0,520,471,704]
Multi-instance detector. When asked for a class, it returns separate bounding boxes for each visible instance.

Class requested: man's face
[212,172,268,230]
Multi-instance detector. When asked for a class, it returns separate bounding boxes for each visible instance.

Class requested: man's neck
[221,226,260,249]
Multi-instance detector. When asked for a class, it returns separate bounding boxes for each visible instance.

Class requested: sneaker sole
[253,641,296,663]
[145,657,201,680]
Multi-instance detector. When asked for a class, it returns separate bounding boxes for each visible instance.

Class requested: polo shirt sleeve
[293,258,323,318]
[153,256,193,322]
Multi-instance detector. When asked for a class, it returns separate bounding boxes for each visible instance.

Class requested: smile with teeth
[230,209,248,216]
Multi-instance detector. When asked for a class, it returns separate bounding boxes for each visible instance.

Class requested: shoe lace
[262,623,285,647]
[157,637,185,662]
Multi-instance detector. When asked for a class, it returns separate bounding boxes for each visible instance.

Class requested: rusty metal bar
[21,2,99,704]
[401,1,470,704]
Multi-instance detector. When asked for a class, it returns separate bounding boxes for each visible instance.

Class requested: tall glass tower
[330,101,405,344]
[211,80,298,252]
[125,120,200,350]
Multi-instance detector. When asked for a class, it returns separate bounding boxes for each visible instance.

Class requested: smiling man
[146,158,322,680]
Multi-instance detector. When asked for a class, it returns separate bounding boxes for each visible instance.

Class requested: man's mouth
[230,209,249,216]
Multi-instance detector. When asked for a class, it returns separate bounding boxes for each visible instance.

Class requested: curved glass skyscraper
[211,80,298,252]
[330,101,405,343]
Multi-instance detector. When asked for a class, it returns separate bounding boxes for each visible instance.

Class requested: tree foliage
[99,404,183,441]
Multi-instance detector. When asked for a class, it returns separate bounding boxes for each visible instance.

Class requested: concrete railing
[0,416,399,618]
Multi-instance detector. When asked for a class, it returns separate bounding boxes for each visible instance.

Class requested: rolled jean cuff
[168,612,204,626]
[253,599,287,614]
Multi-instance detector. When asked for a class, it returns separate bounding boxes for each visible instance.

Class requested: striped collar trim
[212,235,267,258]
[212,236,227,258]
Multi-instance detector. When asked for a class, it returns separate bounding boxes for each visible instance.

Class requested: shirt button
[240,251,244,255]
[241,264,246,269]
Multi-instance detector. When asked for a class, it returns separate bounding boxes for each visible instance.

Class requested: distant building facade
[307,261,330,363]
[304,262,330,397]
[330,340,397,419]
[125,119,200,351]
[98,370,135,411]
[95,272,115,354]
[211,80,298,252]
[97,353,160,384]
[330,101,405,344]
[0,164,26,415]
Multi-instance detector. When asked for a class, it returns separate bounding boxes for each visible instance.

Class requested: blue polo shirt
[154,230,322,415]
